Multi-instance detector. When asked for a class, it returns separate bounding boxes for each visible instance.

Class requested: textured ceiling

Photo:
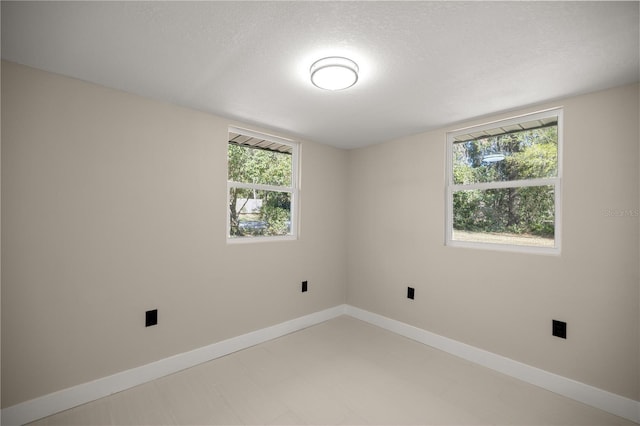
[2,1,639,149]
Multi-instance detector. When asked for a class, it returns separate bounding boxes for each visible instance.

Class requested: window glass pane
[228,144,292,186]
[229,188,292,238]
[452,185,555,247]
[453,126,558,185]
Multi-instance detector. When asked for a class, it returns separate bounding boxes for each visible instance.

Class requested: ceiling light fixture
[310,57,359,91]
[482,153,506,163]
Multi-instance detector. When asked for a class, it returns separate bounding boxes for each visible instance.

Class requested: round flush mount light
[310,57,359,91]
[482,153,506,163]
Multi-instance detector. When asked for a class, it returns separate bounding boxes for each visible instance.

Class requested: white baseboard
[345,305,640,424]
[3,304,639,425]
[1,304,347,426]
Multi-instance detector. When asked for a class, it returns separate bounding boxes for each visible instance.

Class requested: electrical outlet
[146,309,158,327]
[407,287,415,300]
[301,281,308,292]
[552,320,566,339]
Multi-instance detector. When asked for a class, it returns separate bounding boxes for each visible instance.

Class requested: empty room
[1,1,639,425]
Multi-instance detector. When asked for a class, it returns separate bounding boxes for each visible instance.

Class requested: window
[227,127,299,242]
[446,109,562,253]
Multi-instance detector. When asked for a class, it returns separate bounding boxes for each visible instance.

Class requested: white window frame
[445,108,563,255]
[227,126,300,243]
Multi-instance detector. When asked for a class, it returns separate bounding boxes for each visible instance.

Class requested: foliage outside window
[446,109,562,253]
[227,127,298,241]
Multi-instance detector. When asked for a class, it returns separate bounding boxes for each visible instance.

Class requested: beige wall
[1,56,3,418]
[347,83,640,401]
[1,61,348,407]
[2,59,639,409]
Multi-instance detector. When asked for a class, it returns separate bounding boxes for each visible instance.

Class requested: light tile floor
[29,316,636,425]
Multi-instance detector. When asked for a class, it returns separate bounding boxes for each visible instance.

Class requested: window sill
[446,239,561,256]
[227,235,298,244]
